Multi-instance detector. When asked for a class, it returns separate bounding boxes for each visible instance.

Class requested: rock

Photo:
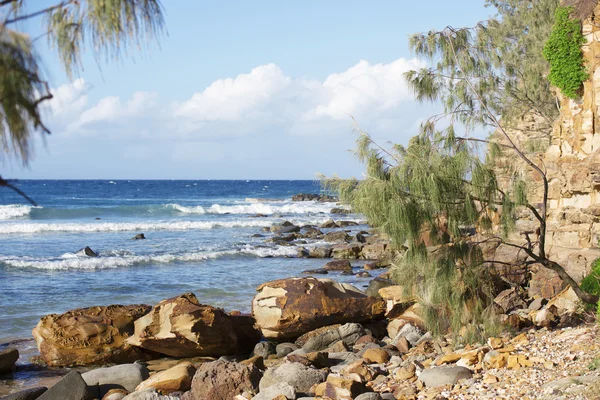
[365,278,393,298]
[132,234,146,240]
[302,268,328,275]
[136,362,195,393]
[320,219,338,228]
[528,298,546,311]
[528,266,566,299]
[276,343,299,358]
[356,271,371,278]
[252,278,385,340]
[76,246,98,257]
[308,247,333,258]
[494,287,527,313]
[252,382,296,400]
[127,293,238,357]
[326,340,349,353]
[378,286,415,318]
[122,390,179,400]
[324,260,352,271]
[295,324,342,347]
[330,207,351,214]
[362,348,389,364]
[0,387,47,400]
[37,371,94,400]
[418,366,473,388]
[32,304,152,367]
[315,375,365,399]
[530,286,581,327]
[340,359,378,383]
[331,244,362,259]
[355,393,382,400]
[252,342,276,359]
[361,243,391,260]
[356,233,367,243]
[302,328,341,352]
[391,323,422,347]
[0,348,18,374]
[83,363,150,398]
[186,360,262,400]
[259,362,328,394]
[338,323,366,346]
[292,193,338,202]
[323,231,351,243]
[271,223,300,234]
[102,389,129,400]
[229,313,261,355]
[395,364,416,380]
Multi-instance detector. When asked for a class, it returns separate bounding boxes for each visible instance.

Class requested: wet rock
[83,363,149,398]
[324,260,352,271]
[185,360,262,400]
[252,278,385,340]
[331,244,363,259]
[292,194,338,202]
[330,207,351,214]
[302,268,328,275]
[136,362,195,394]
[33,304,151,367]
[259,362,328,394]
[127,293,238,357]
[338,221,359,227]
[324,231,351,243]
[0,387,47,400]
[0,347,18,374]
[418,366,473,388]
[356,233,367,243]
[132,234,146,240]
[308,247,333,258]
[76,246,98,257]
[320,219,338,229]
[37,371,94,400]
[271,223,300,234]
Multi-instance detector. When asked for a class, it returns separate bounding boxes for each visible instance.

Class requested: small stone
[395,364,416,380]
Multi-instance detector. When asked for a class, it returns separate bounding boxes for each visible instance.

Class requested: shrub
[581,258,600,297]
[543,6,588,98]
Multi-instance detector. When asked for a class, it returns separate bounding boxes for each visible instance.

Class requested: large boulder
[0,348,19,374]
[418,366,472,388]
[32,304,152,367]
[1,387,47,400]
[252,278,386,340]
[183,359,262,400]
[136,362,196,393]
[82,363,149,398]
[228,313,261,355]
[259,362,328,394]
[127,293,238,357]
[37,371,94,400]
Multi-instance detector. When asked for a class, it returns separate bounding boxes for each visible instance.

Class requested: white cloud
[47,58,429,139]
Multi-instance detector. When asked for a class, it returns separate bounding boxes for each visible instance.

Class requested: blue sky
[7,0,493,179]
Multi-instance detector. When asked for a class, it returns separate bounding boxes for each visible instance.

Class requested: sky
[6,0,493,179]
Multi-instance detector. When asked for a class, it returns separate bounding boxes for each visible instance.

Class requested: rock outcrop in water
[32,304,152,367]
[291,193,338,202]
[126,293,239,358]
[252,277,386,340]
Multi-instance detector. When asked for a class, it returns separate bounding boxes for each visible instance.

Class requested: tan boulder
[315,374,365,399]
[362,348,389,364]
[252,278,385,340]
[136,361,196,393]
[32,304,151,367]
[127,293,238,357]
[378,285,416,318]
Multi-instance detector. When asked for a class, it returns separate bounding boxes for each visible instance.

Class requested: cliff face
[541,6,600,281]
[495,5,600,285]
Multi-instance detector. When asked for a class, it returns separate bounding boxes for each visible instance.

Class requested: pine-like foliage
[0,0,165,164]
[325,0,598,342]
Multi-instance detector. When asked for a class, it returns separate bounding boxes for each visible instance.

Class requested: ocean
[0,180,372,345]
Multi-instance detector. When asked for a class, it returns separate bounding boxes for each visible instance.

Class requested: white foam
[167,201,339,215]
[0,205,37,220]
[0,219,277,234]
[0,245,298,270]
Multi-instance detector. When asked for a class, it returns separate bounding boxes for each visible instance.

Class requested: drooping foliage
[543,6,587,99]
[325,0,600,341]
[0,0,165,164]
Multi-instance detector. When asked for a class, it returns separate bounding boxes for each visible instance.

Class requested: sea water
[0,180,372,344]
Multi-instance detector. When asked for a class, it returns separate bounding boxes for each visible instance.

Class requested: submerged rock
[32,304,152,367]
[76,246,98,257]
[252,277,385,340]
[132,233,146,240]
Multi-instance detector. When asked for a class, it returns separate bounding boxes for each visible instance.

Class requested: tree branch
[0,176,37,206]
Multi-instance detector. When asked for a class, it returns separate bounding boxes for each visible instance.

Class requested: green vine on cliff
[543,6,588,99]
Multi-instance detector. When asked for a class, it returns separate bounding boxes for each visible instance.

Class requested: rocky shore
[1,199,599,400]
